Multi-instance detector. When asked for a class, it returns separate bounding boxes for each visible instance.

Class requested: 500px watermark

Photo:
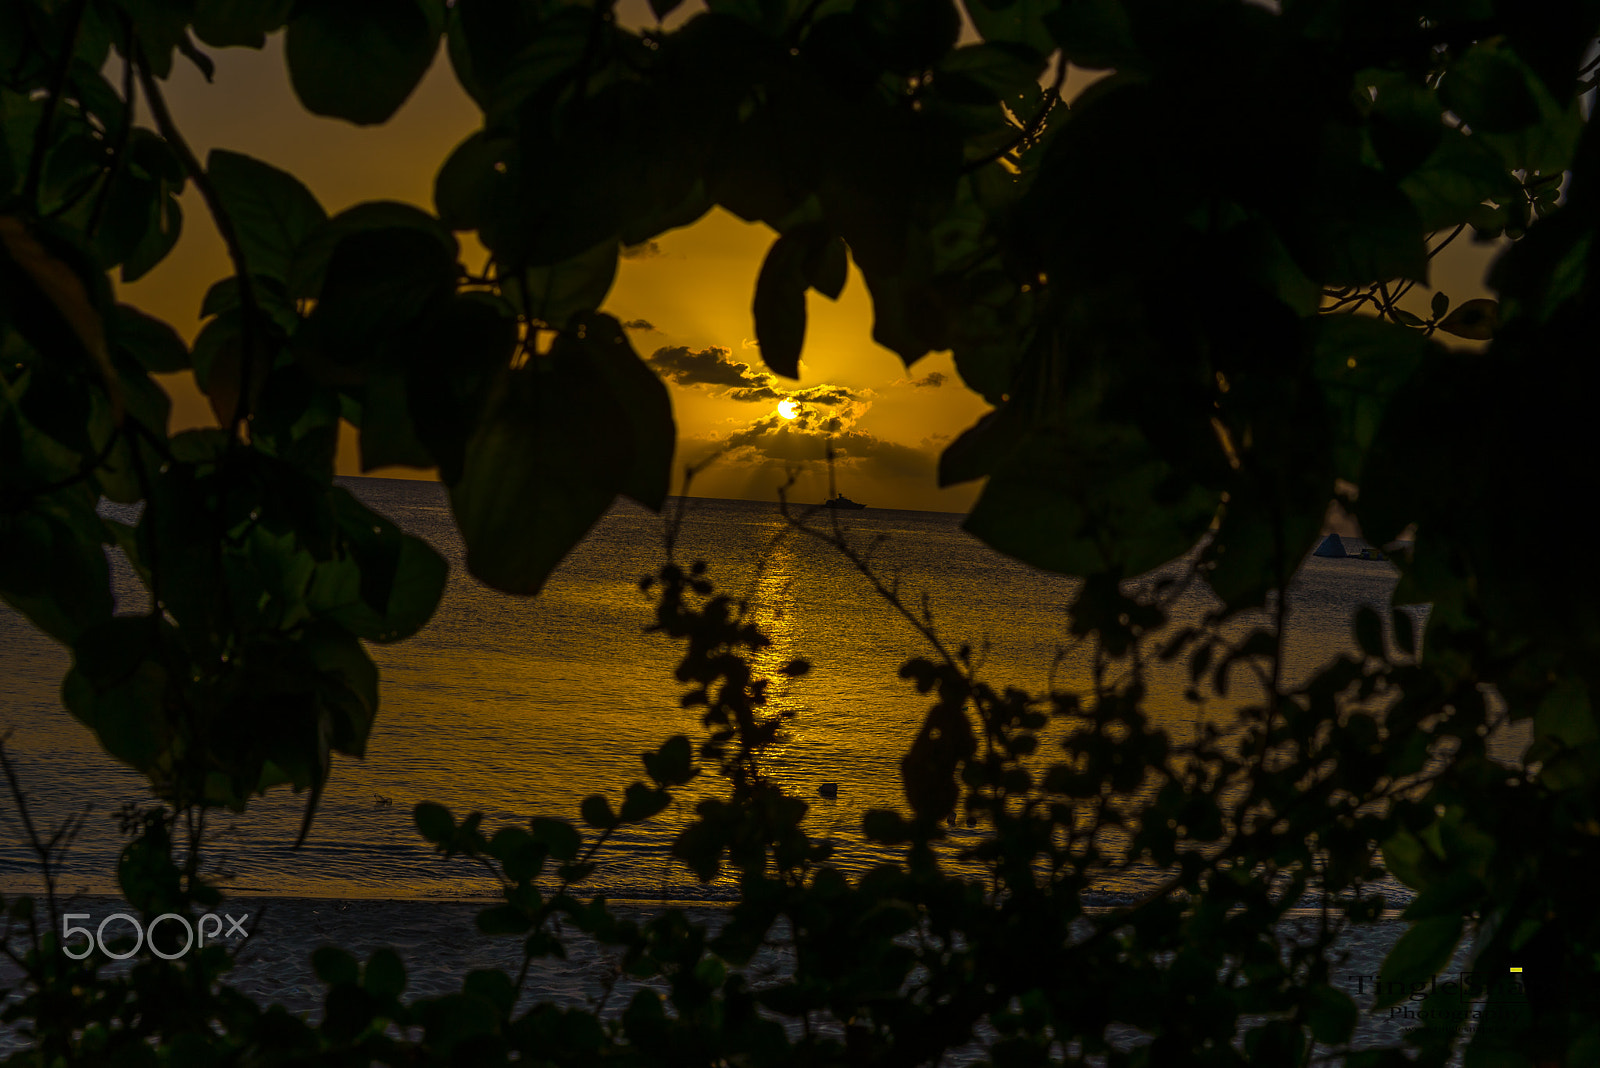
[62,912,250,960]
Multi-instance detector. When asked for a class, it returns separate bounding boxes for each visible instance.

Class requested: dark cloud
[647,345,773,390]
[621,240,662,259]
[830,430,937,478]
[790,385,867,406]
[701,421,937,481]
[645,347,874,419]
[909,371,946,388]
[621,318,655,331]
[725,385,784,402]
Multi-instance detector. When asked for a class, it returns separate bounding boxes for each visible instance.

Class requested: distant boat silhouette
[1313,533,1395,561]
[823,495,865,510]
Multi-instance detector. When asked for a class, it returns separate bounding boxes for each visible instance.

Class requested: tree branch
[22,0,90,211]
[88,19,138,238]
[133,49,263,439]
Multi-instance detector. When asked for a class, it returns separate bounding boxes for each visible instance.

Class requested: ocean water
[0,478,1518,906]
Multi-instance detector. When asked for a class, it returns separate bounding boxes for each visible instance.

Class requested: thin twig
[1427,222,1468,260]
[0,744,58,957]
[965,50,1069,173]
[87,19,138,237]
[134,48,263,438]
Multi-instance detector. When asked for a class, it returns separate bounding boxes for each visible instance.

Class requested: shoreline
[0,885,1425,921]
[1,895,1483,1061]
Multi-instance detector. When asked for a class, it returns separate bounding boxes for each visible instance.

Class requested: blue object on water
[1313,533,1347,558]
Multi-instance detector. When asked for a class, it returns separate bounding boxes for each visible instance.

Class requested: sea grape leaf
[1283,163,1429,286]
[1399,128,1521,233]
[936,42,1048,104]
[1534,678,1599,748]
[207,149,328,285]
[433,131,514,233]
[113,0,194,79]
[302,226,458,365]
[404,292,518,485]
[1372,916,1463,1010]
[193,0,294,48]
[961,0,1058,59]
[1439,44,1542,135]
[363,948,407,1001]
[962,411,1215,577]
[574,314,674,510]
[110,303,189,373]
[0,503,114,645]
[312,488,448,643]
[357,371,434,470]
[529,818,580,861]
[1311,313,1430,482]
[860,0,962,72]
[504,241,619,330]
[285,0,444,126]
[290,201,458,301]
[414,802,454,843]
[753,225,844,378]
[448,328,635,595]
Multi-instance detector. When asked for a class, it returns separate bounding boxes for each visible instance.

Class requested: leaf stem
[88,19,139,238]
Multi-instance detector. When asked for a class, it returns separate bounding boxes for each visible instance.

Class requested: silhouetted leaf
[1354,606,1385,659]
[961,0,1057,58]
[530,818,581,861]
[302,225,458,362]
[1373,916,1462,1010]
[448,321,645,594]
[753,231,810,378]
[313,946,360,987]
[620,783,670,823]
[110,304,188,373]
[505,241,618,330]
[581,794,617,829]
[434,130,512,232]
[643,735,696,787]
[578,314,674,509]
[194,0,294,48]
[290,201,458,301]
[285,0,444,126]
[1436,298,1498,339]
[1440,44,1542,135]
[1285,164,1429,285]
[363,947,407,1001]
[414,802,454,843]
[207,148,327,285]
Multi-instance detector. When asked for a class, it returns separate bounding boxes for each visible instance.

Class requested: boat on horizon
[823,494,866,510]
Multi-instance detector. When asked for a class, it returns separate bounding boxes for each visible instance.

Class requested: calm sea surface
[0,478,1521,907]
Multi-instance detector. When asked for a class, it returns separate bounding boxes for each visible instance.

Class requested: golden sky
[118,29,1501,515]
[118,34,990,513]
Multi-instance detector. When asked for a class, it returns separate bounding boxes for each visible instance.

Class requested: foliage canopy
[2,0,1600,1064]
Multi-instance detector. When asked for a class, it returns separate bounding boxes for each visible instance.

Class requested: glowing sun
[777,400,799,420]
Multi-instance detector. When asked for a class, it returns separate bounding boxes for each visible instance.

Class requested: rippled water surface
[1,479,1508,904]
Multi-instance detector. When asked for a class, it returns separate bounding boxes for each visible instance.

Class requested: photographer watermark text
[62,912,250,960]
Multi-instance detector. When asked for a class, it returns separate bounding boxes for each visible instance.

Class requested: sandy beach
[0,895,1490,1062]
